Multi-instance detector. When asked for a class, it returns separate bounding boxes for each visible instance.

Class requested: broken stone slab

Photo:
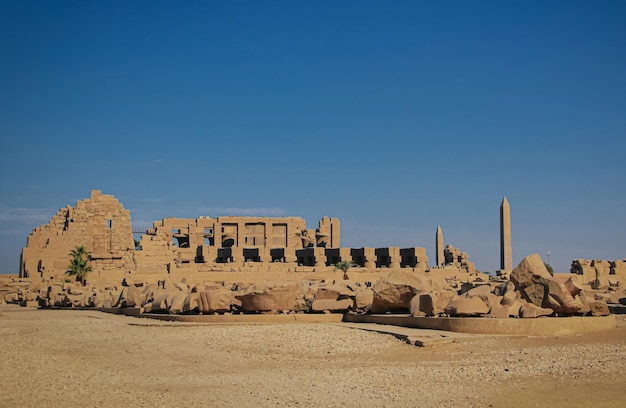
[519,302,553,318]
[563,277,583,297]
[311,298,353,312]
[488,302,510,318]
[314,284,354,301]
[444,296,489,317]
[464,285,492,297]
[354,288,373,311]
[235,282,302,313]
[410,290,456,317]
[511,254,582,315]
[589,300,610,316]
[198,288,232,314]
[371,270,450,314]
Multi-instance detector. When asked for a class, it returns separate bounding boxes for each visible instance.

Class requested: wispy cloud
[143,198,162,203]
[0,208,54,224]
[199,207,288,217]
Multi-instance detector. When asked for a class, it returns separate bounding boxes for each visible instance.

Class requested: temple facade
[19,190,431,284]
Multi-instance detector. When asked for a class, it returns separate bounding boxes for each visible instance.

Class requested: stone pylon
[500,197,512,271]
[436,225,444,267]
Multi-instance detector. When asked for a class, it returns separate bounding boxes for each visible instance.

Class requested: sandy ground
[1,305,625,408]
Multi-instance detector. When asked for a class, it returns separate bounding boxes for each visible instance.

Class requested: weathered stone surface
[4,292,19,303]
[235,282,302,312]
[546,280,583,314]
[589,300,610,316]
[444,296,489,317]
[311,298,353,312]
[20,190,135,282]
[507,300,523,317]
[520,302,553,318]
[464,285,491,297]
[409,295,425,316]
[488,302,510,318]
[511,254,552,304]
[23,290,38,302]
[168,292,188,314]
[118,285,145,307]
[608,290,626,304]
[442,244,476,275]
[198,288,232,314]
[563,277,582,297]
[149,291,177,313]
[500,283,519,306]
[91,292,105,308]
[511,254,582,315]
[46,285,65,306]
[354,288,373,311]
[371,270,449,313]
[65,283,85,296]
[410,290,456,317]
[315,284,353,300]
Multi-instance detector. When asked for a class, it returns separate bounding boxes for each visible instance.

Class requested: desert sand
[1,305,625,407]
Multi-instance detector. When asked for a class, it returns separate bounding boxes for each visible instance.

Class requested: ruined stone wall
[571,259,626,288]
[443,244,476,274]
[20,190,134,280]
[133,215,343,270]
[19,190,442,286]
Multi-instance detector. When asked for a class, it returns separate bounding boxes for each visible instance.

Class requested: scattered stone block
[411,290,456,317]
[489,302,510,318]
[511,254,581,315]
[371,270,449,313]
[354,288,373,311]
[520,302,553,318]
[235,282,302,312]
[198,288,232,314]
[182,293,199,313]
[444,296,489,316]
[589,300,610,316]
[311,298,353,312]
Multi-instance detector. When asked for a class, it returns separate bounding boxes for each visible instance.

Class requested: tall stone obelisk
[436,225,444,267]
[500,197,512,271]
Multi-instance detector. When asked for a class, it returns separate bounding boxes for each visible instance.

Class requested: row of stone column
[190,246,428,268]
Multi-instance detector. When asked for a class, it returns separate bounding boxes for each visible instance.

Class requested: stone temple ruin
[3,190,623,325]
[19,190,440,286]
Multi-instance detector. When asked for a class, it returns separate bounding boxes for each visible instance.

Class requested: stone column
[314,247,327,267]
[436,225,444,267]
[388,247,401,269]
[363,247,376,269]
[500,197,513,271]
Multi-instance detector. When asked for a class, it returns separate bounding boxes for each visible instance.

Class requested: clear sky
[1,0,625,274]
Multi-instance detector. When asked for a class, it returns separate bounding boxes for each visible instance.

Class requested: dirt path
[1,305,624,407]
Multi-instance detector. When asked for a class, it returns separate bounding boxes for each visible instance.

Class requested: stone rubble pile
[2,253,622,318]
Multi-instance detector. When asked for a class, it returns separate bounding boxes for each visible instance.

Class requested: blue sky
[1,0,625,274]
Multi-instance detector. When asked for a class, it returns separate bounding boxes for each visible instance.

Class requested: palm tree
[67,245,92,284]
[334,260,356,280]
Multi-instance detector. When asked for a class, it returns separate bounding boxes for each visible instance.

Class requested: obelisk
[436,225,444,267]
[500,197,512,271]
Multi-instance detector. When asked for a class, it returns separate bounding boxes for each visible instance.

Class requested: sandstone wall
[571,258,626,288]
[20,190,135,281]
[19,190,449,287]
